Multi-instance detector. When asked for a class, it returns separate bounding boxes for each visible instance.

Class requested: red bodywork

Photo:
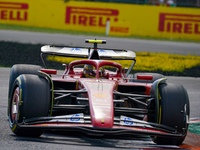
[51,59,152,128]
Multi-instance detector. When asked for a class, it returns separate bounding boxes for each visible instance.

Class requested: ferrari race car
[8,39,190,145]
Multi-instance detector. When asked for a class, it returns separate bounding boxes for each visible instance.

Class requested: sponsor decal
[98,49,106,55]
[0,2,28,21]
[66,6,119,27]
[70,114,81,122]
[158,13,200,34]
[110,26,129,33]
[92,93,109,98]
[65,6,131,35]
[123,117,133,125]
[70,48,82,53]
[91,93,111,103]
[120,115,134,126]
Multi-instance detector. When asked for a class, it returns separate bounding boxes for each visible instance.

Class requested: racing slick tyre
[8,64,42,116]
[8,64,42,99]
[8,74,50,137]
[151,83,190,145]
[129,72,164,83]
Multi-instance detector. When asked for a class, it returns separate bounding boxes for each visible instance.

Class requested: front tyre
[9,74,50,137]
[8,64,42,115]
[151,83,190,145]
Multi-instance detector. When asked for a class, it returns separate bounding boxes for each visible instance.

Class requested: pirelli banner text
[0,0,200,40]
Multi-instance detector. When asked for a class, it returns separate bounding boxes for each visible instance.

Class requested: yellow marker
[85,39,106,44]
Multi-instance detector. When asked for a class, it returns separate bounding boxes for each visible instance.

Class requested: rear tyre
[130,72,164,83]
[8,75,50,137]
[151,83,190,145]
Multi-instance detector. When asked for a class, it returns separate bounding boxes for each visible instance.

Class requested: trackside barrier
[0,0,200,40]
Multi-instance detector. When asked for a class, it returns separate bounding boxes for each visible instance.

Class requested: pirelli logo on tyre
[0,2,28,21]
[158,13,200,34]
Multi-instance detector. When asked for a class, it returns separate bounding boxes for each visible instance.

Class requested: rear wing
[41,45,136,60]
[41,39,136,76]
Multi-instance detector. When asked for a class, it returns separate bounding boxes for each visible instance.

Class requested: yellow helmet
[83,64,95,77]
[83,65,105,78]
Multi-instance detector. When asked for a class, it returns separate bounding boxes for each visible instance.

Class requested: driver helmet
[83,64,96,78]
[83,65,105,78]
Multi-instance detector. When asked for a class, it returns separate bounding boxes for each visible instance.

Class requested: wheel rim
[11,87,19,123]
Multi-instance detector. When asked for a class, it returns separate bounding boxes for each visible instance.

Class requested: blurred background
[72,0,200,7]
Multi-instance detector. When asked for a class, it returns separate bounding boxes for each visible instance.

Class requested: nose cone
[91,93,113,128]
[80,79,116,128]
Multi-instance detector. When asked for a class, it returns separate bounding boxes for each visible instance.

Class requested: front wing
[17,114,185,138]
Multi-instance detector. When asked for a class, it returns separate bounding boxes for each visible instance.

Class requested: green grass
[1,24,200,43]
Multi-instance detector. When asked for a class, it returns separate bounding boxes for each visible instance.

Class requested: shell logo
[93,93,109,98]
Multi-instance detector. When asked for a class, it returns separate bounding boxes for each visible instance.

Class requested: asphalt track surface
[0,30,200,56]
[0,30,200,149]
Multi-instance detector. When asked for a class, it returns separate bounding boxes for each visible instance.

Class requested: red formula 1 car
[8,39,190,145]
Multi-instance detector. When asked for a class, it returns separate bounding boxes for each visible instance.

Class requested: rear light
[40,69,57,75]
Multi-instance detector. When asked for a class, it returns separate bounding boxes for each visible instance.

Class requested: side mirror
[122,67,128,81]
[62,64,68,78]
[123,67,128,71]
[122,67,128,77]
[137,75,153,81]
[40,69,57,75]
[62,64,68,71]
